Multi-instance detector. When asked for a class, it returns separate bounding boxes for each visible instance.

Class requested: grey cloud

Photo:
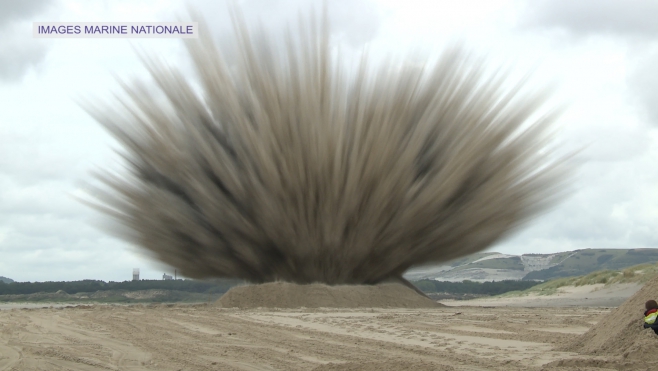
[0,227,148,282]
[0,38,47,83]
[499,158,658,255]
[0,0,53,83]
[186,0,380,50]
[238,0,381,47]
[627,50,658,126]
[169,0,381,89]
[0,176,156,282]
[0,0,52,27]
[519,0,658,38]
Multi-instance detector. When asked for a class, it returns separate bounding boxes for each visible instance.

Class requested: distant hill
[0,276,13,284]
[404,248,658,282]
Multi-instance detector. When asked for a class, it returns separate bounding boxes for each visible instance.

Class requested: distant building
[163,273,173,280]
[133,268,140,281]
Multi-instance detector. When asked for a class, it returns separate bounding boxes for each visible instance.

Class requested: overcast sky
[0,0,657,282]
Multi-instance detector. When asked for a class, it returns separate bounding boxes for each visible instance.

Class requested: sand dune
[441,282,643,308]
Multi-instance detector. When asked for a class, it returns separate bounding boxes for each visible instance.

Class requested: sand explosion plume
[85,9,566,285]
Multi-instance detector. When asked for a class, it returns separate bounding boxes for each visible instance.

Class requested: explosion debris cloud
[83,8,567,285]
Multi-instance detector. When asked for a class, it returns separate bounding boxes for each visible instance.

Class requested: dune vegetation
[502,262,658,297]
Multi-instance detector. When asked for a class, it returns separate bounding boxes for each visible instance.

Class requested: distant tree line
[0,278,540,297]
[411,279,541,295]
[0,278,243,296]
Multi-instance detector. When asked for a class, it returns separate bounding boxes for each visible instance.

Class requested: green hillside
[507,261,658,297]
[0,276,13,284]
[523,249,658,281]
[407,248,658,282]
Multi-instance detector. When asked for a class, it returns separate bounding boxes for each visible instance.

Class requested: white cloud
[628,48,658,127]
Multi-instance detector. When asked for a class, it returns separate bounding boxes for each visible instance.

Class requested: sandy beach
[0,282,654,370]
[0,303,606,371]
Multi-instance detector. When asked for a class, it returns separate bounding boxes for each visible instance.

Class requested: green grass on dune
[524,249,658,281]
[502,262,658,297]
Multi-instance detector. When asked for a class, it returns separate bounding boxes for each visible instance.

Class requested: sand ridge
[565,274,658,364]
[217,282,443,309]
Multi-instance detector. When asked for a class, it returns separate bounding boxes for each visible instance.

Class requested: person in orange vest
[643,300,658,335]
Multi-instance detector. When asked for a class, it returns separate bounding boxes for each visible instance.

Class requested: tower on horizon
[132,268,140,281]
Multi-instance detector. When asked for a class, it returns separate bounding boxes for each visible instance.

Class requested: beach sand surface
[440,283,643,308]
[0,282,654,370]
[0,303,645,370]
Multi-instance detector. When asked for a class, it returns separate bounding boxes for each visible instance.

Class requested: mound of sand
[217,282,442,309]
[567,274,658,363]
[312,361,453,371]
